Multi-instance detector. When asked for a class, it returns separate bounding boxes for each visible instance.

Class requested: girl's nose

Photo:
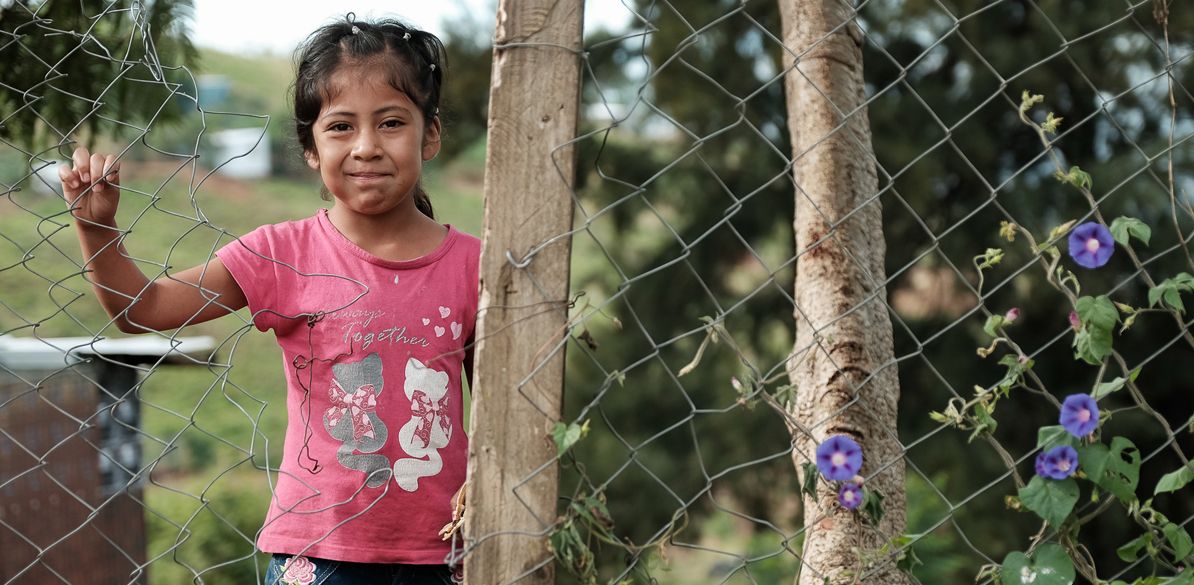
[352,130,383,159]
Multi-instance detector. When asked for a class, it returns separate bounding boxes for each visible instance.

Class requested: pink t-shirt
[215,209,479,564]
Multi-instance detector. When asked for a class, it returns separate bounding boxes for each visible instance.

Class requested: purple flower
[816,435,863,481]
[1037,445,1079,480]
[1068,311,1081,331]
[838,482,864,510]
[1034,451,1048,477]
[1068,222,1114,269]
[1060,394,1099,438]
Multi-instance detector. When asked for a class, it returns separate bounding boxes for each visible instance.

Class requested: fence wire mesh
[1,1,1192,584]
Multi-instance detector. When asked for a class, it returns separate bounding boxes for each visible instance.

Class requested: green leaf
[996,354,1033,392]
[1162,522,1194,562]
[862,488,885,526]
[1000,543,1076,585]
[571,494,615,538]
[551,420,590,456]
[1109,217,1152,246]
[1117,532,1153,562]
[977,248,1004,270]
[1128,578,1168,585]
[889,534,924,572]
[1073,327,1113,365]
[1056,166,1093,190]
[984,314,1006,337]
[1092,377,1126,400]
[1037,425,1079,450]
[968,402,998,442]
[1073,295,1118,364]
[801,461,819,499]
[1078,437,1141,503]
[1076,295,1120,331]
[1149,273,1194,313]
[1019,476,1079,527]
[1165,569,1194,585]
[1155,463,1194,495]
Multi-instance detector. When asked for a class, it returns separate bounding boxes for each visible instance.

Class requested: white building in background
[208,127,271,179]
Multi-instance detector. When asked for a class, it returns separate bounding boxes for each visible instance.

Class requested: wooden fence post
[463,1,584,583]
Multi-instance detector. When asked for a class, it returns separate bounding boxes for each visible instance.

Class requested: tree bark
[778,0,909,583]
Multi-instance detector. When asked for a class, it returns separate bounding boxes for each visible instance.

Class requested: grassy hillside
[196,49,295,114]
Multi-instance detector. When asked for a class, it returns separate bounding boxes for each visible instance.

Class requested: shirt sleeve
[214,226,278,332]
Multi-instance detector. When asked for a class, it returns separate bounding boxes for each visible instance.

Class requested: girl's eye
[381,119,403,129]
[329,123,351,132]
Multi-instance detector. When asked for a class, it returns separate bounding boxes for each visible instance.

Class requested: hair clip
[351,25,361,35]
[403,32,411,40]
[429,63,436,71]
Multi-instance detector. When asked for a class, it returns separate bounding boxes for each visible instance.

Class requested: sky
[192,0,632,55]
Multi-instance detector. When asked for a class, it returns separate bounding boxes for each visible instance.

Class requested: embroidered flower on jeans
[1037,445,1079,480]
[1068,221,1114,268]
[816,435,863,481]
[837,482,864,510]
[1060,393,1099,438]
[281,556,316,585]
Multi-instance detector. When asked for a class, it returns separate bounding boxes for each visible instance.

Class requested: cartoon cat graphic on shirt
[324,353,392,488]
[393,357,453,491]
[324,354,452,491]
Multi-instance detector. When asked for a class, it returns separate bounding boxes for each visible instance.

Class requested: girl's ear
[422,116,442,162]
[304,150,320,170]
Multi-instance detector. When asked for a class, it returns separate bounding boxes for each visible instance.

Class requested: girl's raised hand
[59,146,121,228]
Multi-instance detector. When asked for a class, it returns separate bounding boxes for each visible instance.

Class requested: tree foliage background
[558,0,1193,582]
[0,0,198,150]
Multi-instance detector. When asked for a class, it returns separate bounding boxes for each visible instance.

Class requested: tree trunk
[778,0,909,583]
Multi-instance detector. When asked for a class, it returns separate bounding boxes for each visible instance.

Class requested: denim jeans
[264,554,459,585]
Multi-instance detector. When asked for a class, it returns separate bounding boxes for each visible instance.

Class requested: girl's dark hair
[293,14,446,219]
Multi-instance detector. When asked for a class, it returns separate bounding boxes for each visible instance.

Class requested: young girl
[59,15,474,585]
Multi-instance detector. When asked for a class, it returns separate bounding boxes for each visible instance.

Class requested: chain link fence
[2,0,1193,584]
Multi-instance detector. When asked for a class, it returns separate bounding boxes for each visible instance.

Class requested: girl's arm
[60,147,247,334]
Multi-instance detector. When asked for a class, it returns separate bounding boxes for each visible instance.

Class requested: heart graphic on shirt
[422,318,431,326]
[439,306,451,318]
[434,326,446,338]
[393,275,400,284]
[450,322,462,340]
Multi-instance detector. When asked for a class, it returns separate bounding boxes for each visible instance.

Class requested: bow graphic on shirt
[410,390,450,449]
[326,381,378,441]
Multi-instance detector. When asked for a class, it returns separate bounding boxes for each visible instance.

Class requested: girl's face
[305,66,441,218]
